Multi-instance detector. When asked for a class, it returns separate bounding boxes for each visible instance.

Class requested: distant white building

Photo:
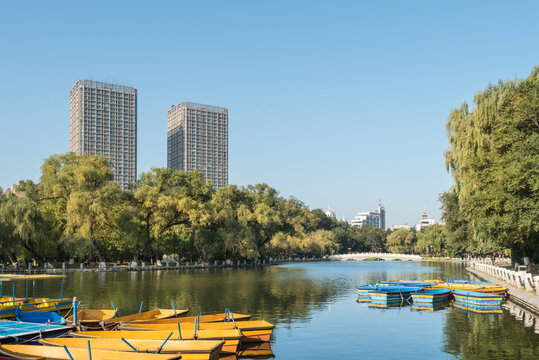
[416,210,436,231]
[351,202,386,230]
[389,223,409,231]
[3,184,24,197]
[325,207,337,220]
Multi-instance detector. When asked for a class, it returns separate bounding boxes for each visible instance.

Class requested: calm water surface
[27,261,539,359]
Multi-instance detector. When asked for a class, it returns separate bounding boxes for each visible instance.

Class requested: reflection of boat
[0,344,182,360]
[411,301,449,312]
[451,289,504,306]
[40,338,224,360]
[356,297,371,303]
[369,300,405,309]
[120,320,275,342]
[16,309,66,325]
[356,284,377,297]
[238,342,274,358]
[72,329,243,354]
[411,288,450,303]
[129,313,251,324]
[452,302,502,314]
[369,286,422,304]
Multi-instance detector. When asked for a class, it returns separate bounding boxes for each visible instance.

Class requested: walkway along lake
[21,261,539,359]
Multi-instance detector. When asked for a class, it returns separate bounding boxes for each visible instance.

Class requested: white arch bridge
[329,252,422,261]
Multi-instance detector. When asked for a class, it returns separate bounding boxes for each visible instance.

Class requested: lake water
[26,261,539,359]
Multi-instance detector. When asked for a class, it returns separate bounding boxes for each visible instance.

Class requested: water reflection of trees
[36,267,345,323]
[442,303,539,359]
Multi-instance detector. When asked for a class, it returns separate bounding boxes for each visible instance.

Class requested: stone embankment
[468,261,539,315]
[0,257,326,274]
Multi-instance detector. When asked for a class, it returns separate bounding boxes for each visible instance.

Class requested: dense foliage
[1,153,419,265]
[442,67,539,262]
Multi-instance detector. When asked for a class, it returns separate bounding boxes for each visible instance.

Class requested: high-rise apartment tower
[167,102,228,189]
[69,80,137,190]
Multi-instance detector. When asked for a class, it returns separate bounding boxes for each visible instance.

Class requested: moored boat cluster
[356,279,507,314]
[0,274,275,360]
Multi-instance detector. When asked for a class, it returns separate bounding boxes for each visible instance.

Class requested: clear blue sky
[1,1,538,227]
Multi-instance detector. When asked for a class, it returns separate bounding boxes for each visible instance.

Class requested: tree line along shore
[0,154,449,266]
[0,67,537,267]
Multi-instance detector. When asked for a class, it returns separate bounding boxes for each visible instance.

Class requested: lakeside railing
[470,262,539,295]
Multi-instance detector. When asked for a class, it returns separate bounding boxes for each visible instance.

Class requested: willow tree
[132,168,213,262]
[415,225,446,255]
[18,153,125,262]
[0,195,54,263]
[445,67,539,262]
[386,229,417,254]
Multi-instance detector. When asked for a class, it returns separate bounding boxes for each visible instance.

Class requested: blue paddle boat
[451,289,504,306]
[369,286,423,304]
[411,288,450,303]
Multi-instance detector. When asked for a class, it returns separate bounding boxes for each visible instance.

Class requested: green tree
[333,224,366,253]
[132,168,213,262]
[415,225,447,255]
[364,226,386,252]
[440,190,469,257]
[64,182,122,262]
[386,228,417,254]
[445,67,539,261]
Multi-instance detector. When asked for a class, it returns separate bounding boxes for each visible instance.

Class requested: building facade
[351,202,386,229]
[389,224,410,231]
[325,207,337,220]
[69,80,137,190]
[167,102,228,189]
[415,210,436,231]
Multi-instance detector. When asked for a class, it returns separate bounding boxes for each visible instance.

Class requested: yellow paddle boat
[106,308,189,324]
[66,309,118,329]
[40,338,224,360]
[120,320,275,342]
[71,329,243,354]
[433,282,507,295]
[0,344,181,360]
[0,274,72,318]
[129,312,251,324]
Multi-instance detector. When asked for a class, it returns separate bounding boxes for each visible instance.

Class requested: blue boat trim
[16,310,66,325]
[0,320,74,343]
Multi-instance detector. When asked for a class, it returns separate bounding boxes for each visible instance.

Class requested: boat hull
[0,299,72,319]
[451,289,504,306]
[369,293,409,304]
[411,289,450,303]
[453,302,503,314]
[119,320,274,343]
[71,329,242,354]
[128,313,251,324]
[40,338,224,360]
[0,344,182,360]
[452,294,503,306]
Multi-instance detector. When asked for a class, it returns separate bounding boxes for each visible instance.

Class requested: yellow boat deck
[0,344,182,360]
[120,320,275,342]
[129,313,251,324]
[109,309,188,323]
[40,338,224,360]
